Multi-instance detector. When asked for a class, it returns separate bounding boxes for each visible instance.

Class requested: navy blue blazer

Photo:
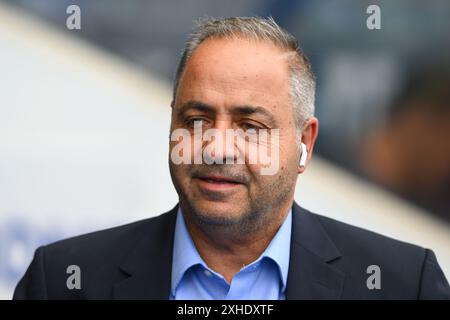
[13,202,450,299]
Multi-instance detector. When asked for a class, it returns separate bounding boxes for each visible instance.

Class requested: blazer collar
[285,202,345,299]
[112,204,178,299]
[112,202,345,299]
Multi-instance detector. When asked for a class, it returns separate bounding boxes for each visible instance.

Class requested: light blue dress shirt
[170,207,292,300]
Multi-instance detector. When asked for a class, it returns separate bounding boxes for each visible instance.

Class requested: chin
[190,200,248,226]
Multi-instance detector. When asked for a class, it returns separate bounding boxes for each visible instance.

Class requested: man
[14,17,450,299]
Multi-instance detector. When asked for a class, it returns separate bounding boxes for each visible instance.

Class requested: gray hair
[172,16,316,130]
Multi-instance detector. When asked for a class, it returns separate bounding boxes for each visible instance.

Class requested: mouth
[194,174,244,192]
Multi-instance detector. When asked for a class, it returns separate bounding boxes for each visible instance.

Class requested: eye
[240,122,264,132]
[185,117,210,128]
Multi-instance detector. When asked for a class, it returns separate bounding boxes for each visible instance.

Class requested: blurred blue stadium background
[1,0,449,298]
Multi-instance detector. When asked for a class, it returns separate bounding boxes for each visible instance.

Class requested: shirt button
[204,270,212,277]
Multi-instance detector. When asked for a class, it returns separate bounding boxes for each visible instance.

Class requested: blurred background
[0,0,449,299]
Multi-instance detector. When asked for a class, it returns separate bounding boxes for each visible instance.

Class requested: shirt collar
[171,206,292,296]
[259,209,292,292]
[171,207,206,296]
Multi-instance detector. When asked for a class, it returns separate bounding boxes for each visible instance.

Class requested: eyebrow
[233,105,277,125]
[177,100,214,116]
[177,100,277,126]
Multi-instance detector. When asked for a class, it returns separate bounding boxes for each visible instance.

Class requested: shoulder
[13,207,177,299]
[45,209,175,257]
[302,208,450,299]
[35,207,176,282]
[312,210,427,260]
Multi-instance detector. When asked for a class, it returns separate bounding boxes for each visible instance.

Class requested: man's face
[169,38,300,226]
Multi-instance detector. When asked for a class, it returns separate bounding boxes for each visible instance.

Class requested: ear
[298,117,319,174]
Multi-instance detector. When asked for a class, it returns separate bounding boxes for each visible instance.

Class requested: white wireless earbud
[300,142,308,167]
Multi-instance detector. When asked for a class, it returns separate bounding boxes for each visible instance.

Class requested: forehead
[176,37,291,112]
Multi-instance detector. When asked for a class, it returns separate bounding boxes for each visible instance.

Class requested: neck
[181,200,293,283]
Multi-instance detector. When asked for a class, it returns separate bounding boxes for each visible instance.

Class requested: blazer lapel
[112,204,178,299]
[111,202,345,299]
[286,202,345,299]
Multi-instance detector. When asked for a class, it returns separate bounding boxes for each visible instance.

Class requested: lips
[193,173,244,193]
[196,174,242,184]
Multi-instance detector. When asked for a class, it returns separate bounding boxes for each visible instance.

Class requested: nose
[202,120,240,164]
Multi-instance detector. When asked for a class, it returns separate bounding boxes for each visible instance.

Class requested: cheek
[270,146,298,182]
[169,162,191,186]
[242,132,297,175]
[280,127,301,162]
[284,144,300,169]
